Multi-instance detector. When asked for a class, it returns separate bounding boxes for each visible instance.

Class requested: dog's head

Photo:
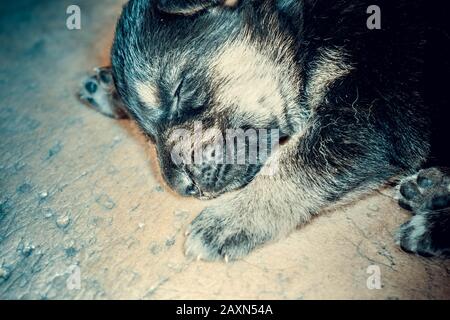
[111,0,303,198]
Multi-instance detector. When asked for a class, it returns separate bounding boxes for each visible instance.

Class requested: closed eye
[172,77,206,112]
[170,78,185,114]
[174,78,184,102]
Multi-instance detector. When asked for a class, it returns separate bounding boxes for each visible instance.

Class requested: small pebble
[56,214,71,229]
[39,191,48,199]
[96,194,116,210]
[368,204,379,212]
[43,209,54,219]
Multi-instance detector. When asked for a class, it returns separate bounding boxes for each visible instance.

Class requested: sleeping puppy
[79,0,450,260]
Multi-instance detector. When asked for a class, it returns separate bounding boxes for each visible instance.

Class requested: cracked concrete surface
[0,0,449,300]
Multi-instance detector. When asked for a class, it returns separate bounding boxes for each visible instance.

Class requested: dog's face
[111,0,302,198]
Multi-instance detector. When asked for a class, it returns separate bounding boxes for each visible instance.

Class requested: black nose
[185,184,199,196]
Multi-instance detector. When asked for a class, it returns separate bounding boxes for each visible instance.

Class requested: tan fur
[135,81,160,108]
[224,0,239,7]
[210,35,302,129]
[306,48,353,110]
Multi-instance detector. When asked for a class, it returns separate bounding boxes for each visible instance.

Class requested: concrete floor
[0,0,449,300]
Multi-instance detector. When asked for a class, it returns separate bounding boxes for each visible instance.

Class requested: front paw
[78,67,128,119]
[396,215,434,257]
[396,212,450,258]
[397,167,450,213]
[184,205,266,262]
[395,168,450,258]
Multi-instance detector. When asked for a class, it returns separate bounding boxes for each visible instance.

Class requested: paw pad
[78,67,127,119]
[396,168,450,258]
[400,181,420,200]
[84,80,98,94]
[398,168,450,212]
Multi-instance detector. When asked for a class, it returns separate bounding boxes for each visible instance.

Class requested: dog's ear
[157,0,240,15]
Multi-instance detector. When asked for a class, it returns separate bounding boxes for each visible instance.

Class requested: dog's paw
[184,205,266,262]
[396,168,450,257]
[78,67,128,119]
[397,167,450,213]
[396,213,450,257]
